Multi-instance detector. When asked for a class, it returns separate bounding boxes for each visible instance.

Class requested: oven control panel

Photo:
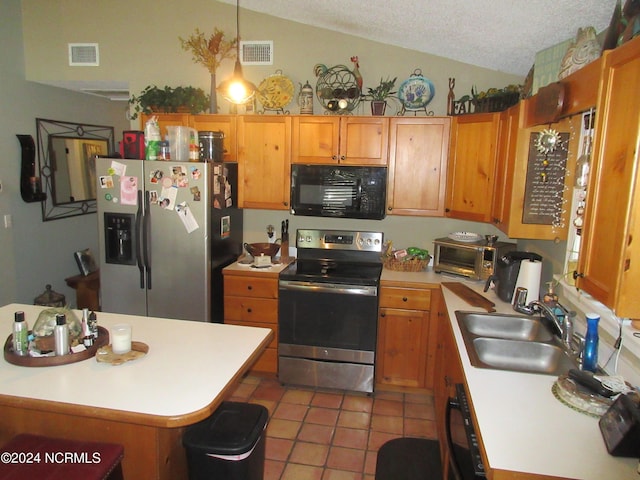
[296,229,383,252]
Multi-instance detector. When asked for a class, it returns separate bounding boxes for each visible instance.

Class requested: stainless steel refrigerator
[96,157,242,322]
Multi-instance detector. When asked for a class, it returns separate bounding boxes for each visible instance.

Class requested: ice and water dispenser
[104,213,136,265]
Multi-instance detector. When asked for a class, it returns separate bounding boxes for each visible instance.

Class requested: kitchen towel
[513,259,542,304]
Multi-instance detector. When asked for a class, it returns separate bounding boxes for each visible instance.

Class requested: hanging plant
[179,28,237,113]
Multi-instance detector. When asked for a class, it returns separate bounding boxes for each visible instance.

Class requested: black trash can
[183,401,268,480]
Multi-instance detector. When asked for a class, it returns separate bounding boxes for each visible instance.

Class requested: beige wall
[21,0,523,119]
[1,0,129,306]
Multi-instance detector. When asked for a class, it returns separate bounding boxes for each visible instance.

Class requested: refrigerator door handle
[135,189,145,289]
[143,190,152,290]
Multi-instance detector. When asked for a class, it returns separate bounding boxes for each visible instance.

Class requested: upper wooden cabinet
[491,102,578,240]
[140,113,190,139]
[189,114,236,162]
[140,113,237,162]
[292,116,389,165]
[236,115,291,210]
[387,117,450,216]
[446,113,500,222]
[576,37,640,318]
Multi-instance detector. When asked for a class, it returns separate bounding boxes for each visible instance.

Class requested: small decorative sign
[522,132,569,225]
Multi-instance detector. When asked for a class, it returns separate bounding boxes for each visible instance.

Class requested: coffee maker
[484,251,542,303]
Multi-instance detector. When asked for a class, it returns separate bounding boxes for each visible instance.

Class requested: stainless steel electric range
[278,229,384,393]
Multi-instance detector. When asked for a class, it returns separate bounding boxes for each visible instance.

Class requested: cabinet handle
[380,311,386,318]
[247,308,252,313]
[402,297,408,302]
[572,271,584,280]
[332,155,338,161]
[247,285,253,290]
[340,155,346,161]
[387,206,393,211]
[283,201,289,206]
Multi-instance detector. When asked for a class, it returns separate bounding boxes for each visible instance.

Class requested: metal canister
[198,131,224,162]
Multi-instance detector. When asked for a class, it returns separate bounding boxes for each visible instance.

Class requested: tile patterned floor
[229,375,437,480]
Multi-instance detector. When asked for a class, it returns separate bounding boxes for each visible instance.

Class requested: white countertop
[436,278,639,480]
[0,304,272,426]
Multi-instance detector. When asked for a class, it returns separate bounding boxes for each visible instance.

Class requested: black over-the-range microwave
[290,164,387,220]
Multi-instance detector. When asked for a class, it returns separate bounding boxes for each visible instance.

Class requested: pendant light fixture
[218,0,256,105]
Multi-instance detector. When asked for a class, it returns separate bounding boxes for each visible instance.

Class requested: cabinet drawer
[225,276,278,299]
[379,287,431,310]
[226,320,277,348]
[224,297,278,323]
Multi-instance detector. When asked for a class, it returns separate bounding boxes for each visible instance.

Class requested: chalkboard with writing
[522,132,569,225]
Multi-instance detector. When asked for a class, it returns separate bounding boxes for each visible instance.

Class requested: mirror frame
[36,118,115,221]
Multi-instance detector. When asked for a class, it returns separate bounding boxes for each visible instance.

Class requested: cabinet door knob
[388,206,393,211]
[572,271,584,280]
[380,311,386,318]
[402,297,408,302]
[247,285,253,290]
[247,308,252,313]
[332,155,338,161]
[340,155,346,161]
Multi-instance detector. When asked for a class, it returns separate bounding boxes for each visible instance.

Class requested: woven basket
[383,256,431,272]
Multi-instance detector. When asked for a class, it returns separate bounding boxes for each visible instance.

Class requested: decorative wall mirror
[36,118,115,221]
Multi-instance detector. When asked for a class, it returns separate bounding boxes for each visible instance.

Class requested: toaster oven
[433,237,516,281]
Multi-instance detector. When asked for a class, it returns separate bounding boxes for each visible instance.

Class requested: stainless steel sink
[455,311,578,376]
[458,312,554,342]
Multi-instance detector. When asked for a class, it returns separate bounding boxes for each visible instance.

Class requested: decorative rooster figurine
[350,56,363,92]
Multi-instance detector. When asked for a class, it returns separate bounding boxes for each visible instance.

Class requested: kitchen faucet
[513,287,583,359]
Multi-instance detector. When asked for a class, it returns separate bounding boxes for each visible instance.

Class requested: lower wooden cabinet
[376,284,439,389]
[223,271,279,374]
[432,287,464,479]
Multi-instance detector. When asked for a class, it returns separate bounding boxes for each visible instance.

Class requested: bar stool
[0,434,124,480]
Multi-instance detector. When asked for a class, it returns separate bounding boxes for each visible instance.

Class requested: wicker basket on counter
[382,255,431,272]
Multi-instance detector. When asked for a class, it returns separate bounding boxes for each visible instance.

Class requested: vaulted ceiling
[220,0,619,76]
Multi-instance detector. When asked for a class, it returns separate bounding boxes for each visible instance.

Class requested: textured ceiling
[220,0,619,76]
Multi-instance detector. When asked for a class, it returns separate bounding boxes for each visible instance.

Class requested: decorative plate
[448,232,483,243]
[256,70,294,110]
[397,69,435,110]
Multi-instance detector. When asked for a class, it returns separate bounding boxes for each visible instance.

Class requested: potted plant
[128,85,210,119]
[362,77,397,115]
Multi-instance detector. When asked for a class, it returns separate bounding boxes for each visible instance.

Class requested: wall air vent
[240,41,273,65]
[68,43,99,66]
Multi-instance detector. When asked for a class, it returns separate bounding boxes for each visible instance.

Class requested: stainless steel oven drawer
[279,356,374,393]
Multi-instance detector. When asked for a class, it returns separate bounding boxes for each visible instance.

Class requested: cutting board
[441,282,496,312]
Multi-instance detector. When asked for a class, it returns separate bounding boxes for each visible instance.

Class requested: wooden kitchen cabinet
[446,112,500,222]
[575,37,640,318]
[432,288,464,480]
[189,114,236,162]
[236,115,291,210]
[292,115,389,165]
[491,102,579,240]
[387,117,451,216]
[140,113,237,161]
[140,112,190,139]
[377,284,438,389]
[223,271,279,374]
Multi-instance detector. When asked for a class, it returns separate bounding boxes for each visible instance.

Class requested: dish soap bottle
[582,313,600,372]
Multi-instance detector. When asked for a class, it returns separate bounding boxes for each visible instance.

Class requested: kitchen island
[0,303,273,479]
[382,269,638,480]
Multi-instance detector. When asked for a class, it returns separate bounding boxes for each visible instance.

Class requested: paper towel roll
[513,259,542,305]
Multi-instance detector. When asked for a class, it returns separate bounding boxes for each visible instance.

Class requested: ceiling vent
[240,41,273,65]
[68,43,99,66]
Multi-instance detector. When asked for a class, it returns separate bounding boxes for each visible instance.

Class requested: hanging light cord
[603,319,623,373]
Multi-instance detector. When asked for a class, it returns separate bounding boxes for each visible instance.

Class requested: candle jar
[111,324,132,354]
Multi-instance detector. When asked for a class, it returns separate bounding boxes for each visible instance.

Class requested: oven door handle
[279,280,377,296]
